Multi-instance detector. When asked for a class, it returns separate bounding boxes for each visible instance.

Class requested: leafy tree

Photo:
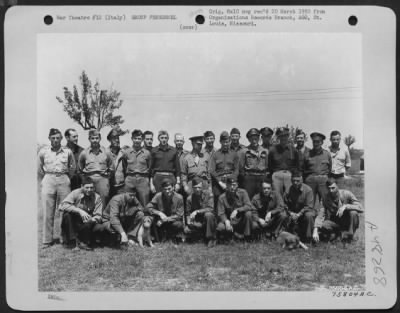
[56,71,125,131]
[344,134,356,150]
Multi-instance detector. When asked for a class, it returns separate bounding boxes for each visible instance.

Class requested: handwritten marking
[366,221,387,287]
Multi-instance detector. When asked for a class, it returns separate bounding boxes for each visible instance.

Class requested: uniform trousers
[272,170,292,196]
[304,175,328,209]
[41,174,71,244]
[253,211,288,237]
[285,211,315,241]
[125,175,150,206]
[184,212,216,240]
[88,173,110,207]
[151,216,184,242]
[61,212,97,244]
[111,211,145,240]
[217,211,257,237]
[319,210,360,239]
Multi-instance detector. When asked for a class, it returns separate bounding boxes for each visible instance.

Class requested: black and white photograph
[4,6,396,310]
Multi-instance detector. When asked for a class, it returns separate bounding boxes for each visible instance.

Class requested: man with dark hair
[202,130,216,161]
[251,178,287,239]
[59,176,103,251]
[283,170,315,242]
[102,186,145,247]
[38,128,76,248]
[123,129,152,206]
[146,179,184,242]
[142,130,154,152]
[229,127,246,152]
[106,128,128,198]
[184,177,217,247]
[303,132,332,209]
[294,129,310,171]
[216,176,256,241]
[328,130,351,188]
[313,178,363,243]
[78,129,115,206]
[238,128,269,200]
[64,128,84,190]
[209,131,239,208]
[260,127,274,150]
[181,135,211,195]
[150,130,181,193]
[268,127,300,196]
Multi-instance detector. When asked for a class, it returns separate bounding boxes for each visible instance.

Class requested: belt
[307,174,328,177]
[127,172,149,178]
[244,171,267,176]
[273,170,290,173]
[84,171,108,177]
[329,173,344,178]
[45,172,68,177]
[154,171,174,175]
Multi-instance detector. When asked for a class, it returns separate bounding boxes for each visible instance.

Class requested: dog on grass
[137,216,153,248]
[276,231,308,251]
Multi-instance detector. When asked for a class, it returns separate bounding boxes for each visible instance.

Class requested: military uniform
[181,151,211,194]
[38,143,75,245]
[65,142,84,190]
[150,145,180,192]
[107,146,127,198]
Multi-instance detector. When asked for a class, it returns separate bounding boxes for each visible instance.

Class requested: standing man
[202,130,216,161]
[328,130,351,188]
[184,177,217,247]
[294,129,310,171]
[102,186,145,247]
[59,176,103,251]
[283,170,315,243]
[181,136,211,195]
[123,129,152,206]
[216,176,256,241]
[106,128,127,198]
[146,179,184,242]
[313,178,363,243]
[229,127,246,152]
[260,127,274,150]
[238,128,269,200]
[209,131,239,208]
[251,178,287,239]
[268,127,300,196]
[174,133,189,163]
[142,130,154,152]
[38,128,76,248]
[150,130,181,193]
[78,129,115,206]
[303,132,332,208]
[64,128,84,190]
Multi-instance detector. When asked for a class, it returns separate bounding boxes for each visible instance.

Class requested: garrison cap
[192,176,203,187]
[48,128,62,137]
[220,131,230,141]
[230,128,241,135]
[310,132,326,141]
[260,127,274,137]
[226,175,238,184]
[107,128,125,141]
[88,129,101,138]
[276,127,290,137]
[189,136,204,144]
[203,131,215,138]
[246,128,260,139]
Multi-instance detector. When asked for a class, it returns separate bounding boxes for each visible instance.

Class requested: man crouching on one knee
[313,178,363,243]
[102,186,145,247]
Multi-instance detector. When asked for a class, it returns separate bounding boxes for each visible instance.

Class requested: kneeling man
[251,178,287,239]
[185,177,217,247]
[103,186,145,246]
[59,177,103,250]
[146,179,184,242]
[216,176,256,241]
[313,178,363,242]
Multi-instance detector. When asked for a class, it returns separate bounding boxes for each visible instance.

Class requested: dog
[276,231,308,250]
[137,216,153,248]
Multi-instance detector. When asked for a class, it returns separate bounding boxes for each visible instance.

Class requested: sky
[37,32,362,150]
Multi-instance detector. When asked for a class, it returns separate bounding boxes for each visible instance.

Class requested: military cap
[310,132,326,141]
[220,131,230,141]
[226,176,238,184]
[88,129,101,138]
[189,136,204,144]
[48,128,62,137]
[161,178,173,188]
[295,129,305,137]
[230,128,241,135]
[246,128,260,139]
[107,128,125,141]
[203,131,215,138]
[276,127,290,137]
[192,176,203,187]
[260,127,274,137]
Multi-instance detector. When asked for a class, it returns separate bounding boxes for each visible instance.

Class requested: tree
[56,71,126,131]
[344,134,356,150]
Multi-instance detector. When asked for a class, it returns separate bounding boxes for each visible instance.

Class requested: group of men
[38,125,363,250]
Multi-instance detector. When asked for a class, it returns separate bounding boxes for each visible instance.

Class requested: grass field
[38,174,365,292]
